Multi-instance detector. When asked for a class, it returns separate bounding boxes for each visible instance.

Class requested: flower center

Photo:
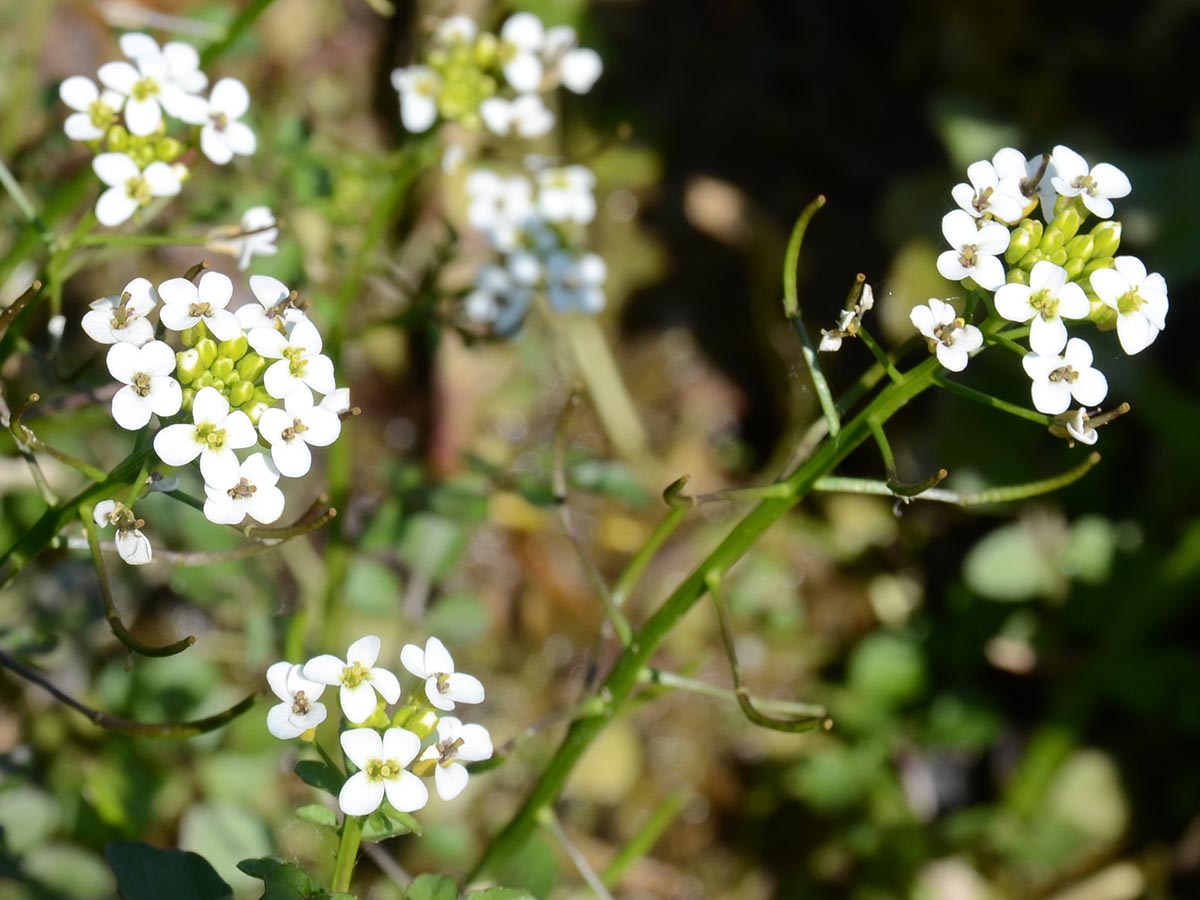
[110,291,134,328]
[1029,288,1058,320]
[281,418,308,442]
[89,98,115,130]
[132,371,152,397]
[188,302,213,317]
[131,76,160,102]
[212,111,229,132]
[1116,289,1145,316]
[227,477,257,500]
[1071,174,1098,197]
[435,672,451,694]
[1048,365,1079,384]
[933,317,967,347]
[194,422,227,449]
[291,690,311,715]
[341,660,371,689]
[125,175,152,205]
[365,758,401,781]
[437,737,465,766]
[972,186,994,215]
[283,345,308,376]
[957,244,979,268]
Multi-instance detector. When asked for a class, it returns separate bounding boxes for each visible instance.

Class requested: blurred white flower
[400,636,485,712]
[209,206,278,270]
[59,76,124,141]
[547,251,606,314]
[466,170,535,251]
[92,153,181,227]
[338,727,428,816]
[200,78,257,165]
[479,94,554,139]
[500,12,546,92]
[462,264,532,334]
[97,46,207,136]
[391,66,441,133]
[119,32,208,95]
[536,165,596,224]
[266,661,327,740]
[304,635,402,724]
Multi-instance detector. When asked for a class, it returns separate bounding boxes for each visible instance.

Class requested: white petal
[200,446,240,490]
[193,386,230,424]
[220,121,257,157]
[266,661,295,702]
[1028,315,1068,356]
[935,344,968,372]
[159,304,197,332]
[142,162,181,197]
[559,48,602,93]
[255,407,290,444]
[951,324,983,354]
[1081,193,1114,219]
[341,682,379,724]
[339,771,385,817]
[250,275,290,307]
[382,728,421,766]
[222,410,257,449]
[198,271,233,309]
[456,723,494,762]
[1092,163,1131,199]
[160,87,209,124]
[400,92,438,133]
[941,210,978,248]
[370,667,401,705]
[299,355,336,394]
[1032,379,1071,415]
[123,96,162,136]
[93,152,139,186]
[1071,367,1108,406]
[115,528,152,565]
[201,125,234,165]
[1051,145,1088,183]
[479,98,513,135]
[267,702,307,739]
[425,679,456,711]
[111,386,152,430]
[423,637,454,674]
[909,304,936,338]
[203,309,243,341]
[209,77,250,118]
[303,654,347,686]
[501,12,545,50]
[97,61,140,95]
[383,771,429,813]
[1088,268,1128,307]
[1062,337,1094,369]
[289,318,324,354]
[248,326,289,358]
[271,439,312,478]
[445,673,485,705]
[1116,313,1153,355]
[289,702,326,733]
[300,407,341,447]
[936,252,971,284]
[154,423,203,466]
[993,284,1034,323]
[347,635,381,668]
[96,187,138,227]
[264,360,301,399]
[434,763,470,800]
[157,276,198,307]
[1055,282,1089,319]
[120,32,160,60]
[60,75,100,111]
[106,341,141,383]
[400,644,427,678]
[1113,256,1148,286]
[93,500,116,526]
[245,484,285,524]
[972,256,1006,292]
[65,113,104,141]
[504,52,543,92]
[140,340,178,376]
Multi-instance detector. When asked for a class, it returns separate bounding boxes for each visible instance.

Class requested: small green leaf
[467,889,537,900]
[105,841,233,900]
[295,760,343,797]
[296,804,339,829]
[237,857,330,899]
[362,805,422,842]
[405,874,457,900]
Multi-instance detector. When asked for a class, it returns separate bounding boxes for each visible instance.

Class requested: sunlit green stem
[641,668,826,719]
[856,326,904,386]
[610,504,688,608]
[331,814,364,893]
[932,371,1052,425]
[600,790,687,889]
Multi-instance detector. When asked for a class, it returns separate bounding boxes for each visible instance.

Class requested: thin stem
[0,646,255,737]
[0,157,51,245]
[81,510,196,657]
[857,326,904,386]
[198,0,277,67]
[982,328,1030,358]
[782,195,840,437]
[553,391,633,647]
[9,393,109,482]
[331,815,364,894]
[80,232,209,248]
[540,808,616,900]
[868,418,897,474]
[610,504,688,608]
[314,738,343,776]
[933,371,1052,426]
[601,791,687,888]
[0,280,43,339]
[641,668,826,718]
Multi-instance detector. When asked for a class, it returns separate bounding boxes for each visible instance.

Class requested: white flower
[93,500,152,566]
[559,48,603,94]
[236,274,304,332]
[435,15,477,44]
[202,452,285,525]
[479,94,555,139]
[400,636,484,712]
[320,387,352,414]
[153,386,257,490]
[304,635,403,724]
[92,153,182,227]
[257,389,342,477]
[200,78,257,165]
[992,147,1054,220]
[993,260,1089,355]
[1049,145,1131,220]
[910,298,983,372]
[819,309,857,352]
[209,206,278,270]
[935,210,1010,291]
[500,12,546,92]
[1088,256,1169,355]
[107,340,182,430]
[536,166,596,224]
[1062,407,1099,446]
[391,66,441,133]
[338,728,428,816]
[265,661,327,739]
[466,170,536,251]
[119,32,208,95]
[59,76,124,141]
[97,49,207,136]
[1022,337,1109,415]
[463,264,532,334]
[248,317,336,399]
[951,160,1026,224]
[418,717,493,801]
[158,271,242,341]
[547,252,606,314]
[81,277,157,346]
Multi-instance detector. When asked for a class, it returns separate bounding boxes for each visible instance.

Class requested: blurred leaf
[0,785,60,854]
[466,890,537,900]
[847,633,927,709]
[343,559,405,614]
[23,842,116,900]
[295,805,338,829]
[237,857,330,899]
[178,803,273,896]
[422,593,490,645]
[405,873,457,900]
[398,513,465,582]
[963,520,1064,601]
[362,804,422,842]
[105,841,232,900]
[1059,515,1119,585]
[295,760,343,797]
[569,457,649,507]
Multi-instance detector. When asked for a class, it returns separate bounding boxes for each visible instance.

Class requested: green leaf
[398,512,465,582]
[362,805,422,842]
[405,874,457,900]
[295,759,343,796]
[237,857,331,899]
[105,841,233,900]
[296,804,339,829]
[466,889,538,900]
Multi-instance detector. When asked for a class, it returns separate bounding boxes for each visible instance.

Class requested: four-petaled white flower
[992,147,1054,220]
[339,727,428,816]
[1022,337,1109,415]
[106,340,182,430]
[248,318,336,399]
[93,500,152,565]
[59,76,124,141]
[936,210,1010,291]
[536,166,596,224]
[400,636,485,712]
[200,78,257,165]
[546,252,606,314]
[418,716,494,801]
[119,32,208,96]
[97,47,206,136]
[390,66,442,133]
[993,261,1089,355]
[209,206,278,270]
[1049,145,1131,220]
[202,452,286,525]
[153,386,257,490]
[951,160,1026,224]
[236,274,305,332]
[265,661,328,740]
[92,152,182,227]
[466,170,535,251]
[500,12,547,93]
[158,271,242,341]
[1088,256,1169,355]
[257,389,342,477]
[910,298,983,372]
[82,277,157,346]
[479,94,555,139]
[304,635,403,724]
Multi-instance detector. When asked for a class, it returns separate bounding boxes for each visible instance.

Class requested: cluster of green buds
[426,23,502,127]
[100,125,187,172]
[175,323,273,421]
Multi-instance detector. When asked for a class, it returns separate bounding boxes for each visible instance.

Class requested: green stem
[610,504,688,608]
[932,371,1052,426]
[641,668,826,719]
[470,355,942,879]
[331,814,364,893]
[601,791,687,888]
[199,0,277,67]
[0,156,51,245]
[857,326,904,386]
[80,232,209,248]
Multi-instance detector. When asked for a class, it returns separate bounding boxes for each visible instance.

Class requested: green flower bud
[1083,257,1115,277]
[1048,248,1068,267]
[1039,204,1083,253]
[1005,267,1030,286]
[196,370,215,388]
[227,380,256,407]
[241,396,272,425]
[1063,258,1085,281]
[181,320,211,346]
[107,125,129,152]
[1016,248,1047,270]
[219,334,248,361]
[236,351,267,383]
[403,708,440,741]
[1090,220,1122,259]
[1004,219,1042,265]
[156,137,184,163]
[181,387,195,410]
[195,337,218,369]
[475,33,498,65]
[210,379,225,392]
[211,357,236,382]
[1064,234,1095,262]
[175,348,203,385]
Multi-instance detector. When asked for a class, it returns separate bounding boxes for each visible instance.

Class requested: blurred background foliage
[1,0,1199,898]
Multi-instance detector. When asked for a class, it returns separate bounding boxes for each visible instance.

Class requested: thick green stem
[470,355,941,879]
[331,815,364,893]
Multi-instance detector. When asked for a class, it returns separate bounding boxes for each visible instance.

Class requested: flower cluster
[461,161,607,334]
[911,144,1169,444]
[83,270,349,560]
[391,12,602,138]
[59,32,257,227]
[267,635,492,815]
